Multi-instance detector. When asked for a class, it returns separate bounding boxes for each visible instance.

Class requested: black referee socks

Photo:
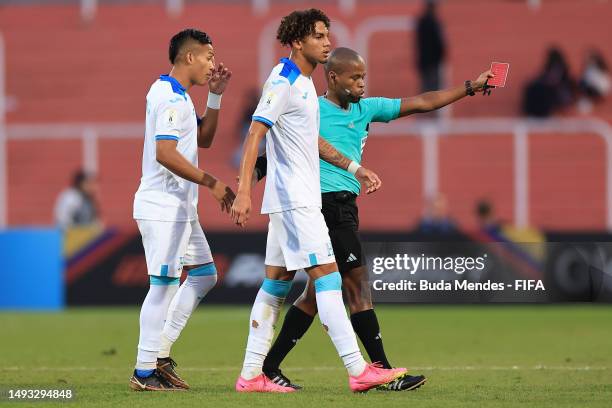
[350,309,392,369]
[263,305,315,371]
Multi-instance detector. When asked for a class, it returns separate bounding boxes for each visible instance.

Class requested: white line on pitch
[4,366,609,372]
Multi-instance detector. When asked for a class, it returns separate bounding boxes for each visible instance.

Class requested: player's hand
[208,179,235,213]
[355,166,382,194]
[231,192,251,227]
[472,70,495,93]
[208,63,232,95]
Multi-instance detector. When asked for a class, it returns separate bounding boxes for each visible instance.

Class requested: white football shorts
[265,206,336,271]
[136,219,213,278]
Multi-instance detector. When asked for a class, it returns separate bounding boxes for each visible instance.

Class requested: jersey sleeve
[252,77,291,127]
[153,98,183,141]
[366,97,401,123]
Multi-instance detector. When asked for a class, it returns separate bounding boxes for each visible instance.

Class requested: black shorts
[321,191,364,274]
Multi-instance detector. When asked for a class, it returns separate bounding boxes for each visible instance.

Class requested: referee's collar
[160,74,186,96]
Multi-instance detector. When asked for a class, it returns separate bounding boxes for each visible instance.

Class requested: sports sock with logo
[350,309,392,369]
[135,276,179,371]
[240,278,292,380]
[159,263,218,358]
[314,272,367,377]
[263,305,315,372]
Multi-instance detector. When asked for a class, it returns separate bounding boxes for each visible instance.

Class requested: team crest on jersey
[163,108,178,127]
[265,91,276,105]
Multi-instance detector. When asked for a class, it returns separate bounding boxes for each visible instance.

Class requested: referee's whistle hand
[355,167,382,194]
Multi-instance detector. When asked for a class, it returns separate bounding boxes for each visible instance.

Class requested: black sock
[263,305,314,372]
[350,309,392,369]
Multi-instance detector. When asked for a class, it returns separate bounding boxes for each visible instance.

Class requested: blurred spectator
[475,199,501,235]
[417,193,456,234]
[233,88,264,168]
[54,170,99,228]
[415,0,446,92]
[578,49,610,108]
[522,47,576,117]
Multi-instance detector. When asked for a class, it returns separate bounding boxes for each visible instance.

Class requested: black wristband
[254,155,267,181]
[465,80,475,96]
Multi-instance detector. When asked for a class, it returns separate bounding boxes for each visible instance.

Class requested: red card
[488,62,509,87]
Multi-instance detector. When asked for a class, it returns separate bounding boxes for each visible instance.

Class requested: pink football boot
[349,363,408,393]
[235,374,297,393]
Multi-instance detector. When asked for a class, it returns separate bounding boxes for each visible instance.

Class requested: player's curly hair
[169,28,212,64]
[276,9,330,47]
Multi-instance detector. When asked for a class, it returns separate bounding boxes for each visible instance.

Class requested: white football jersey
[133,75,199,221]
[253,58,321,214]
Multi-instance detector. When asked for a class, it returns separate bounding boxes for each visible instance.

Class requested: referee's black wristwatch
[465,80,476,96]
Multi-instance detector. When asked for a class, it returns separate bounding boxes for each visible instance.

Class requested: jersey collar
[159,74,186,97]
[279,58,302,83]
[322,93,352,112]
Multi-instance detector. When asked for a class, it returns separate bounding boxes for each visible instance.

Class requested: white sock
[315,272,367,377]
[159,265,218,358]
[240,278,292,380]
[135,277,179,370]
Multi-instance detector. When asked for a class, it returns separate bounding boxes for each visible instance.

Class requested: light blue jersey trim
[150,276,180,286]
[188,263,217,276]
[314,272,342,292]
[308,253,318,266]
[252,115,274,127]
[155,135,179,141]
[261,278,292,298]
[160,264,169,276]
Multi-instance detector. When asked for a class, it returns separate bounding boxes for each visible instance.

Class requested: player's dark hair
[169,28,212,64]
[276,9,330,47]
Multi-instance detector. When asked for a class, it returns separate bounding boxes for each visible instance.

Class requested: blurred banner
[62,228,612,305]
[0,228,63,310]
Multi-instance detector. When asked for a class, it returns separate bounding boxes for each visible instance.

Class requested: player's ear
[185,51,194,65]
[329,71,337,84]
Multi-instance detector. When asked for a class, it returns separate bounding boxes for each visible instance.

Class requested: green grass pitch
[2,305,611,407]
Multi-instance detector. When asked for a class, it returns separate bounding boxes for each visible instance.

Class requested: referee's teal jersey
[318,96,401,195]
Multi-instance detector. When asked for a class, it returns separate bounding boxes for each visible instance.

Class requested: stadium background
[1,0,612,306]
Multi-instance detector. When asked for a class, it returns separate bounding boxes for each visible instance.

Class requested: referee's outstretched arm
[398,69,494,117]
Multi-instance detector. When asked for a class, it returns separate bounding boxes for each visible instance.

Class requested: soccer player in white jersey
[230,9,407,393]
[130,28,234,391]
